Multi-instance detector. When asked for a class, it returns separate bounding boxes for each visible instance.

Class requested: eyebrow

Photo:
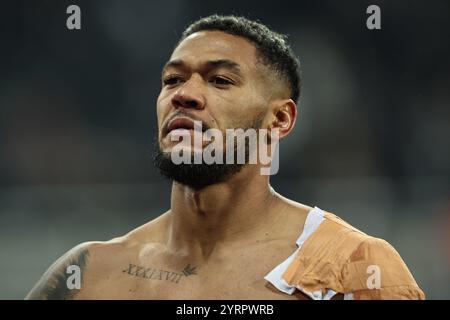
[162,59,243,77]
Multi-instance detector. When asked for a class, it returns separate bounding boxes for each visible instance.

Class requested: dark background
[1,0,449,299]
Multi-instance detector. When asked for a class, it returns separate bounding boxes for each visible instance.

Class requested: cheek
[156,92,171,126]
[221,94,264,129]
[211,92,246,122]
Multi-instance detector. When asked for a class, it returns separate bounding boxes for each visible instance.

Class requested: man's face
[154,31,271,188]
[157,30,269,153]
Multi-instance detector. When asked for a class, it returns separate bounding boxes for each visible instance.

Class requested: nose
[171,76,205,110]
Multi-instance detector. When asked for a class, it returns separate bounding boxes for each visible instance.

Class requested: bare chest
[77,241,307,300]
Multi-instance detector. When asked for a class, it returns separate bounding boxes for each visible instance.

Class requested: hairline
[174,30,292,101]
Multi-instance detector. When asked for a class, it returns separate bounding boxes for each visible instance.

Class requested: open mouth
[166,117,206,136]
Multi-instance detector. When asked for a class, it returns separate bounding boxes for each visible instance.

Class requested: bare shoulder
[86,212,170,264]
[25,212,169,300]
[25,241,95,300]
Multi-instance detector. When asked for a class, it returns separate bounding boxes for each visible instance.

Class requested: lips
[166,116,208,136]
[167,118,196,133]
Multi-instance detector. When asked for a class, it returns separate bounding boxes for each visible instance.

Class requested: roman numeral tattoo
[182,264,197,276]
[122,263,197,284]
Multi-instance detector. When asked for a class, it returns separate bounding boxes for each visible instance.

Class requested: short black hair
[179,15,301,103]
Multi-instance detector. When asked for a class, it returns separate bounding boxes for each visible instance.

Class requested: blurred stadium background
[0,0,449,299]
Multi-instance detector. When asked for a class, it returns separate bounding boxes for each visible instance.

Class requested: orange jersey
[265,207,425,300]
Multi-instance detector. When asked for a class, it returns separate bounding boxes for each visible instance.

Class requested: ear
[268,99,297,140]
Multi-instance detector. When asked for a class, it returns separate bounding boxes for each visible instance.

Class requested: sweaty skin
[26,31,312,300]
[26,30,423,300]
[26,192,322,300]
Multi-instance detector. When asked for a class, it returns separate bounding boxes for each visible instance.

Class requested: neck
[166,166,282,261]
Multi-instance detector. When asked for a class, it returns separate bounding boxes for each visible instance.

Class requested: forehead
[169,31,259,71]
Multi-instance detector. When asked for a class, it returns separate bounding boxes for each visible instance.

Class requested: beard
[152,114,265,190]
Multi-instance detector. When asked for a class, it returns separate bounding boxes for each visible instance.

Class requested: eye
[210,76,233,87]
[163,75,184,87]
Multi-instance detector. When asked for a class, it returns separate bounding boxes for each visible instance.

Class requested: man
[26,15,425,300]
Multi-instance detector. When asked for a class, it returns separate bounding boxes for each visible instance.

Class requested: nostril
[185,100,198,108]
[172,99,182,107]
[171,92,203,110]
